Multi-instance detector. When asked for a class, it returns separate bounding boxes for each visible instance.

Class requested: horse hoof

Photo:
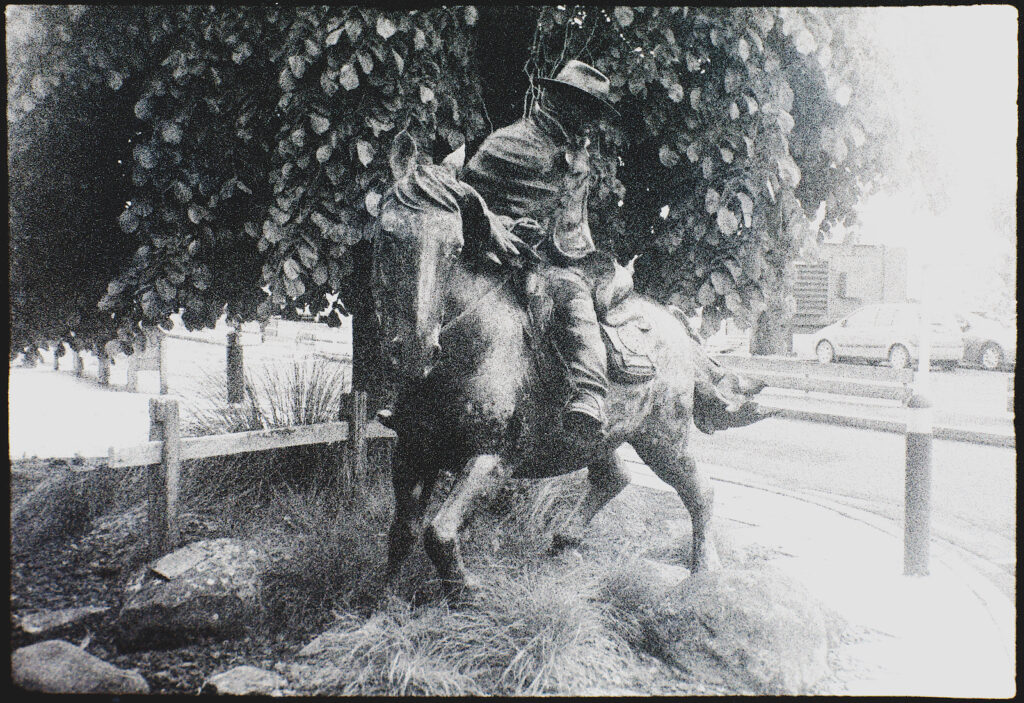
[691,550,722,573]
[440,572,482,607]
[549,533,584,555]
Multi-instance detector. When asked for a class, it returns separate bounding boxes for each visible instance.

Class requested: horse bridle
[438,267,515,338]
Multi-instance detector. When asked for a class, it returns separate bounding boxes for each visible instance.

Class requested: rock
[117,538,265,650]
[12,639,149,694]
[16,606,110,637]
[647,568,830,695]
[201,665,289,695]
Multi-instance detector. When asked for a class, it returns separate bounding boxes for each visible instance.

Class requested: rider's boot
[549,270,609,437]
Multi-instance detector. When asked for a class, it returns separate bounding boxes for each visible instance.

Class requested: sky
[849,6,1018,313]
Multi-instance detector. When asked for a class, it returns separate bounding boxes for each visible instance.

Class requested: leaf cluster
[9,5,895,353]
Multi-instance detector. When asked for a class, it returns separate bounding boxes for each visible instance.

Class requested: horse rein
[439,267,515,338]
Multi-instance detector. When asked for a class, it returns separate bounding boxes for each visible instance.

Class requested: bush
[10,461,142,554]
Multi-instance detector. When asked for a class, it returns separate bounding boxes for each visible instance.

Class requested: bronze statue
[372,108,773,600]
[461,60,618,435]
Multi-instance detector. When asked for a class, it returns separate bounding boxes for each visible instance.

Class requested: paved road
[626,457,1015,697]
[685,416,1017,598]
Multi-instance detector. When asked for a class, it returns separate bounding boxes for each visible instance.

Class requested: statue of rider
[462,60,769,437]
[462,60,613,435]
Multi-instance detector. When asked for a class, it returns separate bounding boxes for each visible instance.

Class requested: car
[812,303,963,370]
[955,312,1016,371]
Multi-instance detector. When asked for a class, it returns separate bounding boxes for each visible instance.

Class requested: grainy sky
[853,6,1017,311]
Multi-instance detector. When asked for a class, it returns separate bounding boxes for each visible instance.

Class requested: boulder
[201,665,290,695]
[15,605,110,637]
[647,568,830,695]
[118,538,265,650]
[12,639,149,694]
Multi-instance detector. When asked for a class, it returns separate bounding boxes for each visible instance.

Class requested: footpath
[8,364,1018,697]
[625,453,1016,697]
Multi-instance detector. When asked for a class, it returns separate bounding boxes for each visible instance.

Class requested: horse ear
[441,143,466,174]
[389,130,418,180]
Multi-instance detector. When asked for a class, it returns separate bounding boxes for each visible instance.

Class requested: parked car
[812,303,963,369]
[955,312,1016,371]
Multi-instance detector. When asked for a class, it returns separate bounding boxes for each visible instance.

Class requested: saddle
[521,252,657,384]
[457,192,655,383]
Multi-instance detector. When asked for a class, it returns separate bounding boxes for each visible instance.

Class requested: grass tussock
[302,561,642,696]
[178,357,354,517]
[276,471,672,696]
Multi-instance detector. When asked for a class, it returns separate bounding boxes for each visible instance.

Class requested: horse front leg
[423,452,509,602]
[386,438,439,582]
[550,446,631,554]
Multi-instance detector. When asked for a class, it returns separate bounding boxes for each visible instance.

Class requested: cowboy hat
[538,59,620,117]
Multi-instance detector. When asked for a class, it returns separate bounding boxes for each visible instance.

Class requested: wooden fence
[61,326,352,401]
[713,354,914,404]
[105,390,394,557]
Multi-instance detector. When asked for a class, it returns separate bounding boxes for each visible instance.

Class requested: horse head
[373,132,468,382]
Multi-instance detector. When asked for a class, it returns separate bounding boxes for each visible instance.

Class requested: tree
[9,6,895,385]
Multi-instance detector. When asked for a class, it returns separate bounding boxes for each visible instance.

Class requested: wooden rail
[105,391,395,557]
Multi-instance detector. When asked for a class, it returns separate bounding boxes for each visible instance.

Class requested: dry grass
[297,557,644,696]
[272,472,675,696]
[177,357,352,516]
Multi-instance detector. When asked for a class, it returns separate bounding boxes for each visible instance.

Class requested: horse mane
[383,161,500,266]
[384,162,462,213]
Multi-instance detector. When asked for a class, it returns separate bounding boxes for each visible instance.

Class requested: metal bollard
[904,392,932,576]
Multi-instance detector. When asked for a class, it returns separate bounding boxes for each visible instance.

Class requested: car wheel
[980,343,1004,371]
[889,344,911,370]
[816,340,835,364]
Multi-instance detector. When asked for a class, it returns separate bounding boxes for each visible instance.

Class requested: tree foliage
[9,5,896,359]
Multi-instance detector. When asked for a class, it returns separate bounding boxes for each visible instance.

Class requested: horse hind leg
[631,438,721,573]
[423,453,509,602]
[550,447,631,554]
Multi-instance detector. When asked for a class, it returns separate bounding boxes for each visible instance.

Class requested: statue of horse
[372,136,767,601]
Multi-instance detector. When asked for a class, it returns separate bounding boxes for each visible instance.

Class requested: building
[792,243,908,332]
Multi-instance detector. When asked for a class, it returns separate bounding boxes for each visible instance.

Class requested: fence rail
[103,391,394,557]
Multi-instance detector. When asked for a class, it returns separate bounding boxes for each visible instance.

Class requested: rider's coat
[462,106,595,262]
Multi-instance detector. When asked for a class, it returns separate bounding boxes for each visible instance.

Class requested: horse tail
[667,306,777,434]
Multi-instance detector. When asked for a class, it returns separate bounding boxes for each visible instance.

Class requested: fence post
[157,331,168,395]
[126,357,139,392]
[227,331,244,404]
[148,397,182,556]
[73,350,84,377]
[343,391,368,482]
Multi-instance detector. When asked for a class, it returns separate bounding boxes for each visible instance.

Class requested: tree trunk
[750,304,793,356]
[339,240,392,415]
